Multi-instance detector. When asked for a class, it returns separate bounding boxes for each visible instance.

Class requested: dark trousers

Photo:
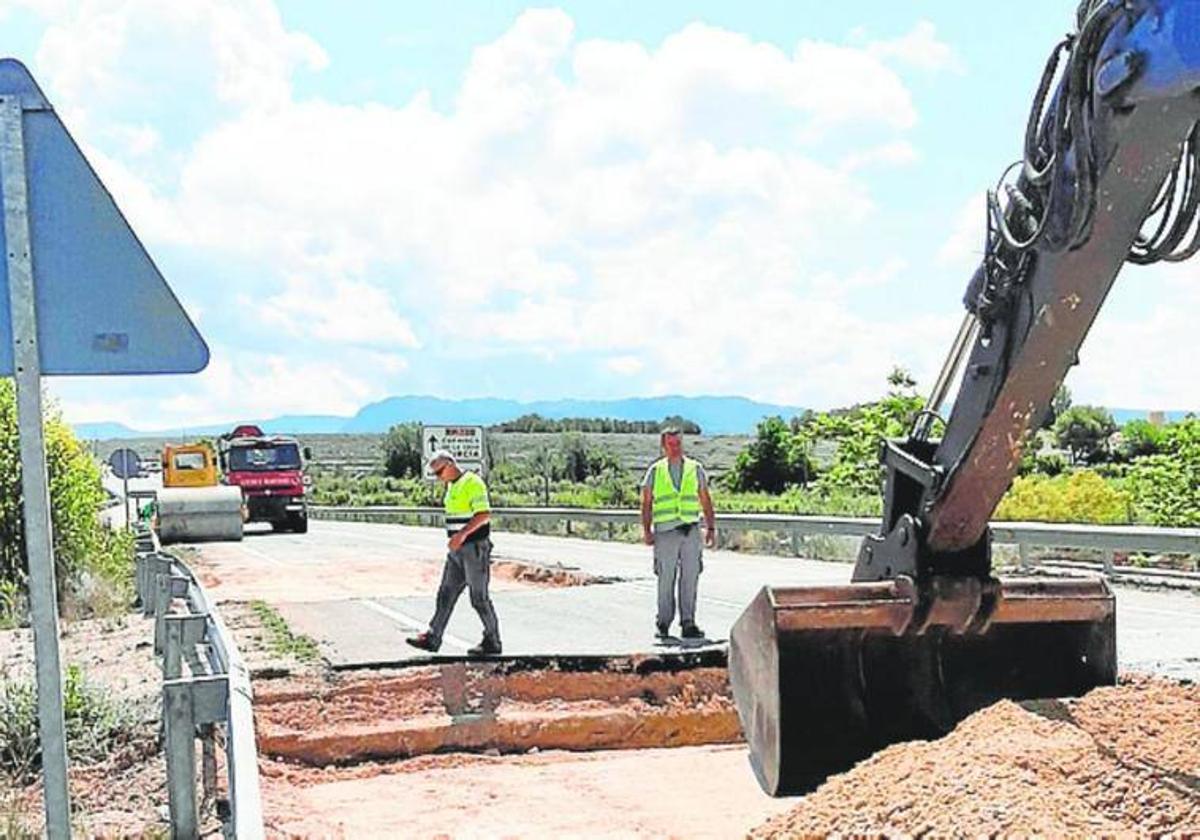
[429,538,501,643]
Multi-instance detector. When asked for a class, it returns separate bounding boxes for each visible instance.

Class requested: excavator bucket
[729,577,1115,796]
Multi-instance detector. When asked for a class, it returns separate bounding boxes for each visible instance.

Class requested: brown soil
[751,675,1200,837]
[492,559,613,587]
[259,744,794,839]
[254,663,739,767]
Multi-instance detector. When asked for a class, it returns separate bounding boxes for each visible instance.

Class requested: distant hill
[72,395,806,439]
[1109,408,1194,424]
[344,395,804,435]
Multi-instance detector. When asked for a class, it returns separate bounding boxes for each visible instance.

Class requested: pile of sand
[752,676,1200,837]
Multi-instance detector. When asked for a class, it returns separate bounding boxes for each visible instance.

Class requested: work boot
[680,622,705,639]
[468,636,502,656]
[405,631,441,653]
[655,623,670,640]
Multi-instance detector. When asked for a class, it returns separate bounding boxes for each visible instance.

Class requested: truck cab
[218,424,310,533]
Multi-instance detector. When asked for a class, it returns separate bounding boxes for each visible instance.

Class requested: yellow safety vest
[651,457,701,527]
[444,471,490,535]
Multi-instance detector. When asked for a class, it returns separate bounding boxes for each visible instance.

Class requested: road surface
[185,519,1200,678]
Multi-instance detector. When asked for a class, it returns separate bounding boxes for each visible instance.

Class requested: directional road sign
[0,59,208,375]
[422,424,486,479]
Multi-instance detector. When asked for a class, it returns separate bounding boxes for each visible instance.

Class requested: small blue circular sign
[108,448,141,479]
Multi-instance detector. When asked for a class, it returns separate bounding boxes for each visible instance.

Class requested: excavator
[731,0,1200,796]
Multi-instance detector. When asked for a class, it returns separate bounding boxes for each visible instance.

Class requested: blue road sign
[0,58,209,376]
[108,447,141,480]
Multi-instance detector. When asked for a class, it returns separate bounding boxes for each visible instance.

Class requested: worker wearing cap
[406,449,502,656]
[641,428,716,640]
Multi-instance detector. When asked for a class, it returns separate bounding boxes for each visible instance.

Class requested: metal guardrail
[311,505,1200,579]
[132,526,265,840]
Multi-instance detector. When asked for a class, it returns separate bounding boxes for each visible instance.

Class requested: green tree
[527,444,562,505]
[1053,405,1117,465]
[382,423,422,479]
[1119,418,1167,460]
[726,416,812,493]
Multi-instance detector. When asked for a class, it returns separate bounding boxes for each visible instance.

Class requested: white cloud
[253,278,420,349]
[1067,264,1200,409]
[57,350,390,428]
[937,192,987,270]
[605,355,644,376]
[866,21,965,73]
[840,141,919,173]
[23,4,980,421]
[31,0,326,120]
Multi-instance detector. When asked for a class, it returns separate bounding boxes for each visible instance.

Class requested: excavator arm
[731,0,1200,795]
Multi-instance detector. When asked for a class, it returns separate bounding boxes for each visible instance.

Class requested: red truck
[218,424,311,533]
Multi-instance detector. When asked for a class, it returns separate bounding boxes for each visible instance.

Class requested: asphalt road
[186,519,1200,679]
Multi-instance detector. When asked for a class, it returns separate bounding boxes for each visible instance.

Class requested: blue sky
[1,0,1196,428]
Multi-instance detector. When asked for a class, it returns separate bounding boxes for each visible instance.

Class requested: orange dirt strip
[255,664,740,766]
[751,675,1200,837]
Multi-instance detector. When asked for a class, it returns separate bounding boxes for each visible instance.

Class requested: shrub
[1,382,132,622]
[0,665,139,783]
[995,470,1132,524]
[1126,418,1200,526]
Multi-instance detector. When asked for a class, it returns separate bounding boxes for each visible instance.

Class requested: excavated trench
[255,653,740,767]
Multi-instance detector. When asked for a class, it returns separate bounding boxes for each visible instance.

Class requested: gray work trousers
[429,538,501,644]
[653,525,703,627]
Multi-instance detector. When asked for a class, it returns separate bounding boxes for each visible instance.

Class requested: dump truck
[730,0,1200,795]
[217,424,311,533]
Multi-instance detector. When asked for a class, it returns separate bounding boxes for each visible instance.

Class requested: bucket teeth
[729,577,1116,796]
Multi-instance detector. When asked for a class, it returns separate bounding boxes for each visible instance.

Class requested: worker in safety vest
[640,428,716,640]
[406,449,502,656]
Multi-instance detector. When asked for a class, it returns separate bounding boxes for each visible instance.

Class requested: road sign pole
[1,95,72,837]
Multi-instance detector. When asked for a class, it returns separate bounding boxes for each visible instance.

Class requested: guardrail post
[163,681,199,840]
[155,575,189,656]
[565,519,573,537]
[1018,541,1031,570]
[164,615,208,681]
[790,529,802,557]
[200,723,218,804]
[163,675,229,840]
[1103,550,1115,577]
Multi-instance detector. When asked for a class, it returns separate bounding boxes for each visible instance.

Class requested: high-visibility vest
[651,457,701,527]
[444,471,490,535]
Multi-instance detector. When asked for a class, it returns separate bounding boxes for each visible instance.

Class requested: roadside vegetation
[310,371,1198,531]
[250,600,320,663]
[0,664,142,785]
[1,381,135,628]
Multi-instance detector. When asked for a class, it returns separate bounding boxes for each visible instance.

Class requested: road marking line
[359,598,472,651]
[235,542,285,565]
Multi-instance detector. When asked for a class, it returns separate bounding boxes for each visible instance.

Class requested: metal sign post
[109,448,140,530]
[1,94,70,838]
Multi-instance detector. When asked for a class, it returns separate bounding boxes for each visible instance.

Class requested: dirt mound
[751,676,1200,837]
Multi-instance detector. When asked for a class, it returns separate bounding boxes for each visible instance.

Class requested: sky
[1,0,1197,429]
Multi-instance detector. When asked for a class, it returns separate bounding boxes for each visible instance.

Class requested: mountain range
[72,395,808,439]
[71,397,1195,441]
